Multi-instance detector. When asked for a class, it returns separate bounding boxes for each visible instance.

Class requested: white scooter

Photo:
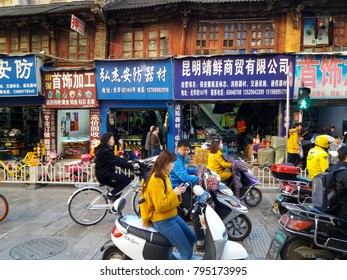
[100,185,248,260]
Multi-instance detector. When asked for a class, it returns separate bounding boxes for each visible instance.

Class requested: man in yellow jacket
[287,122,303,166]
[307,135,330,179]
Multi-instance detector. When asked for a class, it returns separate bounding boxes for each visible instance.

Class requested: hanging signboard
[95,59,173,100]
[0,54,42,97]
[174,54,295,100]
[71,14,85,36]
[295,54,347,99]
[43,69,98,108]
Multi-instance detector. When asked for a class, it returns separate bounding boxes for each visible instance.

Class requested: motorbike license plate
[271,195,284,215]
[266,230,287,260]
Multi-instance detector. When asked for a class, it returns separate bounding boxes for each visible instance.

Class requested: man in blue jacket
[170,139,205,249]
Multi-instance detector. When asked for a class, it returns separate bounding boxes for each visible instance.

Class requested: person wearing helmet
[306,135,330,179]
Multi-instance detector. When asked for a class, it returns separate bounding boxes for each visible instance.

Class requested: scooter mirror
[193,185,204,196]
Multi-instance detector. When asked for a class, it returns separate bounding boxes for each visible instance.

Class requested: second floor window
[0,30,6,53]
[195,21,275,55]
[123,30,143,58]
[68,31,88,60]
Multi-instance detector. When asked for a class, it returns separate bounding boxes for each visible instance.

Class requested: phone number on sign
[192,266,247,276]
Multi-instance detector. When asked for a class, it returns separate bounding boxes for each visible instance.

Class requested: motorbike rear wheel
[280,237,315,260]
[225,214,252,241]
[243,187,262,207]
[102,246,131,260]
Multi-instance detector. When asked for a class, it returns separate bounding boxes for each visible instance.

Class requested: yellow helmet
[314,135,330,149]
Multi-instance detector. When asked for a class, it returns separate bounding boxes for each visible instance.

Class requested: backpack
[311,167,347,213]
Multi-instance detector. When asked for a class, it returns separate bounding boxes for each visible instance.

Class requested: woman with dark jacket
[94,132,139,201]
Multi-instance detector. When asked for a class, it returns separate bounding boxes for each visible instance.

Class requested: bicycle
[67,158,154,226]
[0,191,9,221]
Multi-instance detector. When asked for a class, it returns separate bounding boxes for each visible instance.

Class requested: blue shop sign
[96,59,173,100]
[174,55,295,100]
[0,54,42,97]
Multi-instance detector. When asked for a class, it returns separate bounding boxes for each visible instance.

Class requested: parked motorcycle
[187,168,252,241]
[270,163,311,215]
[267,202,347,260]
[100,184,248,260]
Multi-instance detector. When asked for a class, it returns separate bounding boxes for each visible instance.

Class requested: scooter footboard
[220,240,248,260]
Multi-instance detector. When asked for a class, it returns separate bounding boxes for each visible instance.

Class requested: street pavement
[0,182,280,260]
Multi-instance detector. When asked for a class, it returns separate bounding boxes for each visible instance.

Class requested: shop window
[148,29,169,57]
[122,30,144,58]
[68,31,88,60]
[196,21,275,55]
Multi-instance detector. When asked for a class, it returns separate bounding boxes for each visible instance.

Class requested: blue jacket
[170,151,199,188]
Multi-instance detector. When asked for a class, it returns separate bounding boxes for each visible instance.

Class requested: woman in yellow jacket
[143,149,195,260]
[207,139,233,185]
[307,135,330,179]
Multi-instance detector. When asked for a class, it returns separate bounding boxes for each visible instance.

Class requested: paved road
[0,183,280,260]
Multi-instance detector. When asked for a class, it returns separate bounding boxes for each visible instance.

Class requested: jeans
[151,148,160,156]
[153,215,196,260]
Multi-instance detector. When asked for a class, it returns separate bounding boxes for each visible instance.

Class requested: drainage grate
[9,237,68,260]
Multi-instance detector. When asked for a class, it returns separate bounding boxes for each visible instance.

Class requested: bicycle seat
[118,215,171,246]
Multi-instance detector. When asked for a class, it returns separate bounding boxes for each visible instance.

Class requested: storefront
[95,59,175,158]
[42,68,99,159]
[0,54,44,160]
[173,54,296,155]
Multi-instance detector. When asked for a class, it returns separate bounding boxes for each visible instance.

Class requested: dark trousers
[100,173,132,197]
[288,153,301,166]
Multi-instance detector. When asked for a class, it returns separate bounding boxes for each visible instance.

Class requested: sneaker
[106,193,117,201]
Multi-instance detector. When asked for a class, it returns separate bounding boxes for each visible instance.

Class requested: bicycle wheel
[131,189,141,216]
[0,194,9,221]
[68,187,108,226]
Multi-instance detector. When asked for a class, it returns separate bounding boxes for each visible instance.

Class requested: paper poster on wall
[70,112,79,131]
[303,18,316,46]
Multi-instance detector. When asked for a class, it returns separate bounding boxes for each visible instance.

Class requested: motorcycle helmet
[314,135,331,149]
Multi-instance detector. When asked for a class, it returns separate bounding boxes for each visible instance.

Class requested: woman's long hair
[100,132,114,146]
[143,149,177,192]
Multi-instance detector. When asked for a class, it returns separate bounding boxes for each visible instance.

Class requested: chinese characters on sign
[43,70,98,108]
[89,108,100,151]
[95,60,173,100]
[42,108,56,158]
[174,103,182,149]
[174,55,295,100]
[0,55,39,97]
[71,15,85,36]
[295,54,347,99]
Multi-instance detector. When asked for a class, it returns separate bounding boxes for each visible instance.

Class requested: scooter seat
[118,216,172,246]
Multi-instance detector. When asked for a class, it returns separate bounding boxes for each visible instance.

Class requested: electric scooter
[100,185,248,260]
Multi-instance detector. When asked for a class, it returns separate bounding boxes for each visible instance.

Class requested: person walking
[150,126,162,156]
[306,135,330,180]
[287,122,303,166]
[329,135,346,164]
[144,125,155,157]
[142,149,196,260]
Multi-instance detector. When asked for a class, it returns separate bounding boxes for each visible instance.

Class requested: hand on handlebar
[133,163,140,169]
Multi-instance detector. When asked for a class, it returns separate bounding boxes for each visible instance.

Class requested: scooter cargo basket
[270,163,298,180]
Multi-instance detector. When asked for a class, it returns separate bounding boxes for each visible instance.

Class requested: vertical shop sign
[42,108,56,158]
[174,55,295,100]
[174,103,182,149]
[295,54,347,99]
[43,70,98,108]
[89,108,100,150]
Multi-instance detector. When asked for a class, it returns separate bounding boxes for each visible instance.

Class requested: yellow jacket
[145,171,181,223]
[207,149,232,181]
[306,146,329,179]
[288,128,299,154]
